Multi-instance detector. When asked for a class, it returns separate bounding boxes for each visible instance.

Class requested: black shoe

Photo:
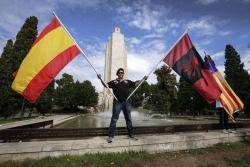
[107,137,113,143]
[129,135,138,141]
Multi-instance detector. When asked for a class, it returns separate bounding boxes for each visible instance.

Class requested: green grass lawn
[0,151,150,167]
[1,140,250,167]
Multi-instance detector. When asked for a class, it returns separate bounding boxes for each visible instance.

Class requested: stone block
[1,128,250,162]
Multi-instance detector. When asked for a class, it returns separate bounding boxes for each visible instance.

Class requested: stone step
[0,128,249,161]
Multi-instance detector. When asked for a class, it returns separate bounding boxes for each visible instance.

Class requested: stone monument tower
[103,27,127,110]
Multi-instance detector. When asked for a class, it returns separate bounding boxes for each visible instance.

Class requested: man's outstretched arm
[97,74,107,88]
[135,75,148,86]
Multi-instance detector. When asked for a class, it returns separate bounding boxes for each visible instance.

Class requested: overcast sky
[0,0,250,91]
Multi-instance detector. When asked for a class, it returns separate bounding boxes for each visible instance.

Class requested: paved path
[0,128,249,161]
[0,115,77,130]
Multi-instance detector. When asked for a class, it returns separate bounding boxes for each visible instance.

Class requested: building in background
[102,27,127,110]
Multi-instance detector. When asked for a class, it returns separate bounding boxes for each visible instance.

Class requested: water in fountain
[54,110,216,129]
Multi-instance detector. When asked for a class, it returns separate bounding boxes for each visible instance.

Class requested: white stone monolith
[103,27,127,110]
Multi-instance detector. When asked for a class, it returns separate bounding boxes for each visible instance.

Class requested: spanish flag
[205,55,244,117]
[12,17,81,103]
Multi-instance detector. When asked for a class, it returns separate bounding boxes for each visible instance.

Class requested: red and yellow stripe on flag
[12,17,80,103]
[215,72,244,115]
[205,55,244,118]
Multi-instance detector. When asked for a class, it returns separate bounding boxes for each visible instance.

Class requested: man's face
[117,70,124,79]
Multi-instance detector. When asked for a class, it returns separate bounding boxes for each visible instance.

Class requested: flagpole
[126,29,189,101]
[52,11,118,101]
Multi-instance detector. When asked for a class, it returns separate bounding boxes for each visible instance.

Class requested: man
[216,100,229,133]
[244,94,250,114]
[97,68,147,143]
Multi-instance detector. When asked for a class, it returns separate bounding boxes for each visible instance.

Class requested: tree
[154,66,177,91]
[147,84,171,114]
[0,16,38,118]
[54,73,98,111]
[145,65,178,115]
[130,81,151,108]
[75,80,98,107]
[224,44,250,99]
[12,16,38,71]
[177,78,209,116]
[34,81,55,116]
[0,39,13,59]
[155,65,177,115]
[55,73,76,111]
[0,39,13,81]
[177,78,193,115]
[0,40,14,118]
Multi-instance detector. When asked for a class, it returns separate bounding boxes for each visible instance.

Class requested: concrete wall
[0,128,249,161]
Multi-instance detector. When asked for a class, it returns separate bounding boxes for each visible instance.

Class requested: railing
[1,122,250,142]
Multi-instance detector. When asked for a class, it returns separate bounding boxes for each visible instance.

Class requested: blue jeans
[108,100,134,137]
[219,108,228,130]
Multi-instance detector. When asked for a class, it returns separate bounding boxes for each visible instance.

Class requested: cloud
[0,0,55,53]
[127,8,161,31]
[56,37,107,91]
[126,37,142,45]
[126,33,164,47]
[57,55,104,91]
[241,49,250,72]
[54,0,108,12]
[115,0,180,35]
[0,0,108,90]
[0,34,12,55]
[1,0,244,94]
[187,16,231,38]
[127,51,161,85]
[126,38,167,84]
[210,50,225,75]
[211,49,250,75]
[196,0,220,5]
[127,54,151,76]
[56,0,107,10]
[216,64,225,75]
[187,17,216,36]
[0,0,106,53]
[210,51,224,61]
[219,31,231,36]
[57,34,167,92]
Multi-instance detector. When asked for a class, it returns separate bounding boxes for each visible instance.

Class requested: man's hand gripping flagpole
[53,11,118,101]
[126,29,189,101]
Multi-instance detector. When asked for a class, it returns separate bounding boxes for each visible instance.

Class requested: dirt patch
[127,146,249,167]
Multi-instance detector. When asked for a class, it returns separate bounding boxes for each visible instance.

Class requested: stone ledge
[0,115,77,130]
[0,128,250,161]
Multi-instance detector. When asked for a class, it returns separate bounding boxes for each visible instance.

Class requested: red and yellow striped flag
[12,17,81,103]
[205,55,244,118]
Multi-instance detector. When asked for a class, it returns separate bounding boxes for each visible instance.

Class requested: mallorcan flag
[204,55,244,117]
[163,33,221,103]
[12,17,81,103]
